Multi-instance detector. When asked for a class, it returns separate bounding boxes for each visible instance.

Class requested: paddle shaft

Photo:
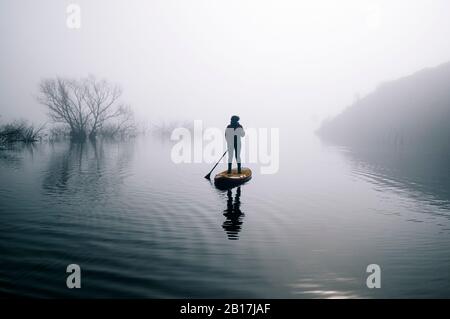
[204,151,227,179]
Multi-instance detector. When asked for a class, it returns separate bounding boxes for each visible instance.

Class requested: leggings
[227,136,241,164]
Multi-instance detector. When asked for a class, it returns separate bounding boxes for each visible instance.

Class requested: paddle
[204,151,227,180]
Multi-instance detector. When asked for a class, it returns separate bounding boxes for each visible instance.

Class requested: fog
[2,1,450,300]
[1,0,450,131]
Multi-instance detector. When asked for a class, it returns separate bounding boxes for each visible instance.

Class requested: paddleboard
[214,168,252,189]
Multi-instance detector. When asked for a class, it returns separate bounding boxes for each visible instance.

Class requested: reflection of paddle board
[214,168,252,189]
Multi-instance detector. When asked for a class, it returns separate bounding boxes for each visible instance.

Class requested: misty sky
[1,0,450,130]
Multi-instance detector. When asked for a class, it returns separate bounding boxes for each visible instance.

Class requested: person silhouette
[222,187,244,240]
[225,115,245,174]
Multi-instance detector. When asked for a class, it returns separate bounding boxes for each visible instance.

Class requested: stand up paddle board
[214,168,252,189]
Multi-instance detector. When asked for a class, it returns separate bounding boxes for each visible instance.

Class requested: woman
[225,115,245,174]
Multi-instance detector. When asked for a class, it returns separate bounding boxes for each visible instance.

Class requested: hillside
[318,61,450,155]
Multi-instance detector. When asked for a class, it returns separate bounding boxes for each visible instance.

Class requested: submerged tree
[38,76,134,141]
[0,120,45,144]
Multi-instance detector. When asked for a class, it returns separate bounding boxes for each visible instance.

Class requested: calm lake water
[1,130,450,298]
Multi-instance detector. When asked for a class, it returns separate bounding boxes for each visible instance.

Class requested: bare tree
[98,105,137,138]
[0,120,45,143]
[38,78,89,140]
[84,76,125,138]
[38,76,132,140]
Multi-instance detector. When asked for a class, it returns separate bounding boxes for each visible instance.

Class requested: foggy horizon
[1,0,450,131]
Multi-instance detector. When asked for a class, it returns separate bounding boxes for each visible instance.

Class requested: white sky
[1,0,450,130]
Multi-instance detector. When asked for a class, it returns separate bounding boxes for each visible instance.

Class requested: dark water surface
[1,133,450,298]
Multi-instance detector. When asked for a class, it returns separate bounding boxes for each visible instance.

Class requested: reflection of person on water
[222,187,244,240]
[225,115,245,174]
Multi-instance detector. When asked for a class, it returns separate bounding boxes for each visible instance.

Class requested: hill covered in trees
[318,62,450,202]
[318,61,450,156]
